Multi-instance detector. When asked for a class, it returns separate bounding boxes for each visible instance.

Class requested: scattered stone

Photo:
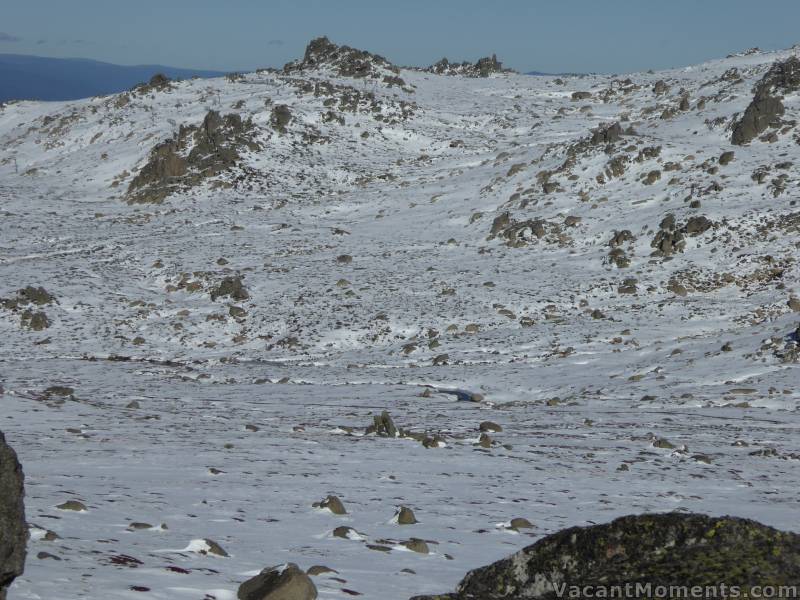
[21,310,49,331]
[210,276,249,302]
[402,538,429,554]
[509,517,534,530]
[199,538,228,557]
[270,105,293,133]
[477,433,493,449]
[307,565,337,576]
[652,437,675,449]
[238,563,318,600]
[313,495,347,515]
[333,526,360,540]
[479,421,502,433]
[395,506,418,525]
[56,500,87,512]
[590,122,623,146]
[653,80,669,95]
[368,411,398,437]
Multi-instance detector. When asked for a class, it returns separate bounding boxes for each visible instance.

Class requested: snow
[1,45,799,599]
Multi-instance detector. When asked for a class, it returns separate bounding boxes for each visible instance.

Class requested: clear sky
[2,0,799,73]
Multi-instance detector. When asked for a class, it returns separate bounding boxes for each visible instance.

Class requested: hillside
[0,38,799,599]
[0,54,225,103]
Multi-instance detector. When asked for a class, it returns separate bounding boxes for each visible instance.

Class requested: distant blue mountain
[0,54,227,103]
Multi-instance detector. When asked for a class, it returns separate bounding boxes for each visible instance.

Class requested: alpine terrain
[0,37,799,599]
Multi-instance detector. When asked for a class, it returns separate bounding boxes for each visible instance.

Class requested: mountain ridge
[0,53,227,102]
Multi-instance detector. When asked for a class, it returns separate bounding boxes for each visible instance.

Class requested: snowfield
[1,41,799,599]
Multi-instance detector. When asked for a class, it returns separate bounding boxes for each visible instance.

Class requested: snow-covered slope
[1,40,799,599]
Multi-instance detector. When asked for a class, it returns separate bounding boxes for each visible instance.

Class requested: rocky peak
[284,36,400,79]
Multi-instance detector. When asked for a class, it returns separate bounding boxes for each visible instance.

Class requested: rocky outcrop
[650,213,713,257]
[590,121,623,146]
[410,513,800,600]
[731,56,800,145]
[238,563,317,600]
[126,110,259,203]
[133,73,172,94]
[284,37,402,82]
[0,432,27,600]
[1,286,57,331]
[426,54,514,78]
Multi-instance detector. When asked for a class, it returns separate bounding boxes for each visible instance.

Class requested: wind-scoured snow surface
[1,45,799,599]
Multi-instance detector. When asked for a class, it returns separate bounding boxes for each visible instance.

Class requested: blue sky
[2,0,799,73]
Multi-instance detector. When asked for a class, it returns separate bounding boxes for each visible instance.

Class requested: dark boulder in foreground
[410,513,800,600]
[0,432,27,600]
[238,563,317,600]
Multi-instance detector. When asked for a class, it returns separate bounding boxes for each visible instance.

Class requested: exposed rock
[270,105,292,133]
[731,57,799,145]
[650,213,713,257]
[1,286,57,331]
[411,513,800,600]
[367,411,398,437]
[684,215,713,236]
[653,79,669,95]
[313,495,347,515]
[127,110,259,203]
[306,565,337,576]
[238,563,317,600]
[56,500,87,512]
[332,526,358,539]
[284,36,400,81]
[201,538,228,557]
[731,94,784,145]
[617,277,638,295]
[509,517,534,530]
[210,276,249,302]
[489,212,511,237]
[402,538,429,554]
[395,506,418,525]
[479,421,502,433]
[134,73,172,94]
[0,432,26,600]
[21,310,49,331]
[755,55,800,96]
[608,230,635,248]
[427,55,514,78]
[590,122,623,146]
[13,286,55,306]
